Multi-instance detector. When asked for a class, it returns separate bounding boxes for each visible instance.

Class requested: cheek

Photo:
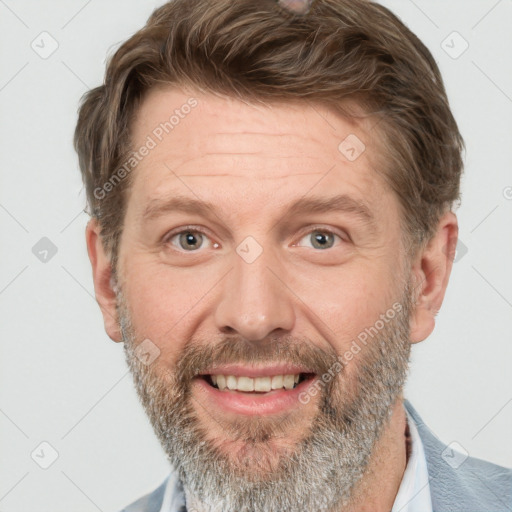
[300,261,398,348]
[121,260,214,363]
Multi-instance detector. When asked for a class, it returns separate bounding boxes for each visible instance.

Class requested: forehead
[127,86,395,223]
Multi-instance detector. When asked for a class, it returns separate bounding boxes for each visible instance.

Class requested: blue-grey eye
[298,229,339,250]
[311,230,335,249]
[177,231,204,251]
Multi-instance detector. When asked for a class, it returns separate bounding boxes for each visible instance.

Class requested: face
[111,87,416,511]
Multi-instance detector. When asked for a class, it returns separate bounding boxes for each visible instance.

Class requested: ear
[85,219,122,342]
[409,211,458,344]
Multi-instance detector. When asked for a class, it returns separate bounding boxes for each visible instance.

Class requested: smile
[193,367,318,415]
[206,373,311,392]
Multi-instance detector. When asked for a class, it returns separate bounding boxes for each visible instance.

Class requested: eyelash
[163,225,348,252]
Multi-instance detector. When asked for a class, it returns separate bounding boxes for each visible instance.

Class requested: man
[74,0,511,510]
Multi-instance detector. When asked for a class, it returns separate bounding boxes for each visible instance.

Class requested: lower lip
[192,376,317,416]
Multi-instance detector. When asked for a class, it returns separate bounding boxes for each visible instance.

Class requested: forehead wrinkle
[172,172,326,178]
[152,153,336,179]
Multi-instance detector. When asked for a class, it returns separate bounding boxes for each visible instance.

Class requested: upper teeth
[211,374,300,392]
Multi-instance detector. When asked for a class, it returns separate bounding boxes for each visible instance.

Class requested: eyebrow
[141,193,377,232]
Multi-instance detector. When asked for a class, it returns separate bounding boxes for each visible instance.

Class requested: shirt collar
[391,406,433,512]
[159,470,186,512]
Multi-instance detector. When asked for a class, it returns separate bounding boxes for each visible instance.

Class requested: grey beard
[118,281,413,512]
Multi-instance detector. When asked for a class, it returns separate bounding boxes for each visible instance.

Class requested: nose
[213,243,296,343]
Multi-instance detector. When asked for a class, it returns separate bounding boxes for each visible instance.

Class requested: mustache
[171,336,343,384]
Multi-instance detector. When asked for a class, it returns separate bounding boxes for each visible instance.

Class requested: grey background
[0,0,511,511]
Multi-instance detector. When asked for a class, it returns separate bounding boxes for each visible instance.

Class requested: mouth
[193,369,318,416]
[201,372,315,392]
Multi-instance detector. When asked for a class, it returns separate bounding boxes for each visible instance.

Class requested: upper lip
[198,364,314,378]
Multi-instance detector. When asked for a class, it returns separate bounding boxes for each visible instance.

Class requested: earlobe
[408,211,458,344]
[86,219,123,342]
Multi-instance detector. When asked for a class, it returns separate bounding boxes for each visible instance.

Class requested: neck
[339,395,408,512]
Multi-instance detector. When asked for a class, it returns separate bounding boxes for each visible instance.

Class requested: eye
[296,228,344,250]
[165,228,216,252]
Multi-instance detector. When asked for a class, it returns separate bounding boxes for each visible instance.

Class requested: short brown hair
[74,0,464,267]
